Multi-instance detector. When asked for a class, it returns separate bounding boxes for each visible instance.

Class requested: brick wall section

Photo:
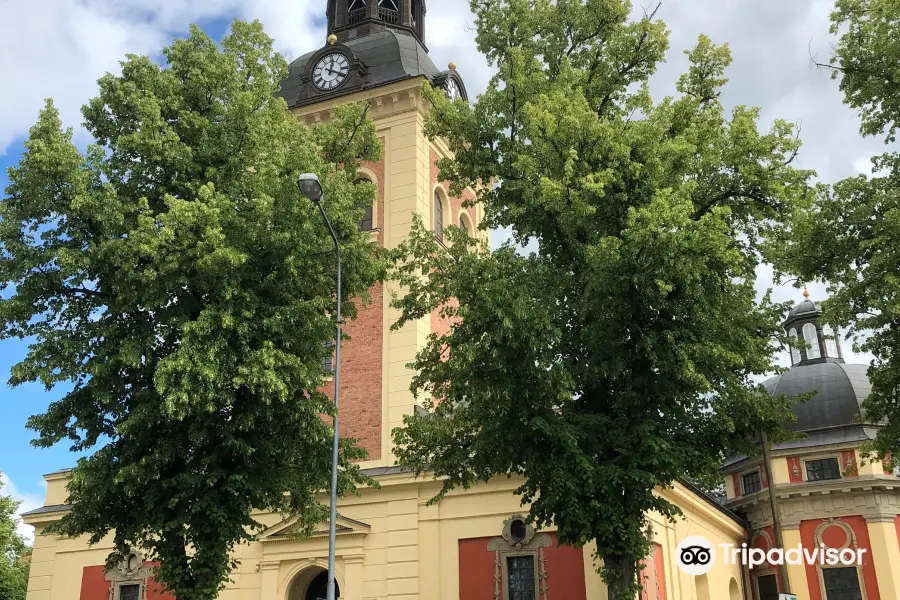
[320,151,386,461]
[429,148,471,338]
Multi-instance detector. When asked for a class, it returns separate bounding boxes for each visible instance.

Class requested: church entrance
[287,567,341,600]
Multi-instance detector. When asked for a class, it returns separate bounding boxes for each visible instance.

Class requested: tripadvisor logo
[675,535,867,575]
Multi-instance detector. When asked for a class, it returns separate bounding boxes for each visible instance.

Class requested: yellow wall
[24,77,751,600]
[26,471,748,600]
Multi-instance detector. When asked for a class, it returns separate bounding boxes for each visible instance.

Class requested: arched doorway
[729,577,741,600]
[287,567,341,600]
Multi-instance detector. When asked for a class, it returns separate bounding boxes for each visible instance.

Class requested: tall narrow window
[803,323,821,359]
[119,585,141,600]
[821,567,862,600]
[324,340,335,373]
[355,178,374,231]
[434,192,444,242]
[823,324,839,358]
[756,573,779,600]
[789,328,801,365]
[506,555,536,600]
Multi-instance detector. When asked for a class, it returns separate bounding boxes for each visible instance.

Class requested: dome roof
[786,298,819,320]
[762,362,871,432]
[277,31,443,109]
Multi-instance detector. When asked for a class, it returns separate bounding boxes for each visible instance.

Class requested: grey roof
[786,298,819,321]
[20,504,70,517]
[277,31,442,108]
[763,361,872,432]
[722,425,878,468]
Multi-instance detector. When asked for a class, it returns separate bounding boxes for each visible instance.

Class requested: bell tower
[327,0,427,47]
[276,0,477,468]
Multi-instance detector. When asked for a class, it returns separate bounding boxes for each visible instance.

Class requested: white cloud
[1,473,43,545]
[0,0,883,369]
[0,0,327,153]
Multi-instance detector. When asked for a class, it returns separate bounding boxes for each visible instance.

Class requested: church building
[23,2,755,599]
[721,292,900,600]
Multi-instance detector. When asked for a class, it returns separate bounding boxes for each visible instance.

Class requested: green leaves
[0,475,31,600]
[1,20,382,600]
[396,2,809,598]
[774,0,900,470]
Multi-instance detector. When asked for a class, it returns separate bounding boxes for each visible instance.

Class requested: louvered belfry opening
[348,0,366,24]
[328,0,425,46]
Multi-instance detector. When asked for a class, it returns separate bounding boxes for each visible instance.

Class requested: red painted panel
[654,543,667,600]
[458,533,587,600]
[884,453,893,476]
[459,537,496,600]
[787,457,803,483]
[732,473,741,498]
[761,466,769,490]
[80,564,174,600]
[80,565,109,599]
[799,516,879,600]
[749,525,783,598]
[841,450,859,477]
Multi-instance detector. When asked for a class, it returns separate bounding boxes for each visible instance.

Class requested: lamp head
[297,173,324,203]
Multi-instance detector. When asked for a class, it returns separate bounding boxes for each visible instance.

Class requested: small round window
[510,519,527,543]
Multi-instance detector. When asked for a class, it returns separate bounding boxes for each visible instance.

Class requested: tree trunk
[605,554,638,600]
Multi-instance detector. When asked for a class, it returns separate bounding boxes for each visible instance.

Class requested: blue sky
[0,0,890,538]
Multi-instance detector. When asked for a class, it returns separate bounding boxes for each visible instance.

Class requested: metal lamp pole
[298,173,342,600]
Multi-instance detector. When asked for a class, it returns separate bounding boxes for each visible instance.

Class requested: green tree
[0,21,383,600]
[0,475,31,600]
[778,0,900,469]
[390,2,810,598]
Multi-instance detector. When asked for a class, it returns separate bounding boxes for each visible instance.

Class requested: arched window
[803,323,821,359]
[434,191,444,242]
[355,178,374,231]
[788,328,801,365]
[823,324,839,358]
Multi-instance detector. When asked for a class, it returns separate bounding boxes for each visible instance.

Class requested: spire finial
[803,287,810,299]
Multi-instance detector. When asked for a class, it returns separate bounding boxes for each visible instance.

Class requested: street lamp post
[298,173,342,600]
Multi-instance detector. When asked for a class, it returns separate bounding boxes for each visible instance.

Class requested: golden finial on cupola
[803,287,810,299]
[328,34,338,45]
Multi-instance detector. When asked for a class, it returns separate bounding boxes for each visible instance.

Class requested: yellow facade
[24,76,750,600]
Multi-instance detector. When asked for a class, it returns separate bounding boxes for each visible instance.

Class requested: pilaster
[865,516,900,600]
[781,528,811,600]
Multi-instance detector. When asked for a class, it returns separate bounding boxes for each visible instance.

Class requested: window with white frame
[434,191,444,243]
[821,566,863,600]
[742,470,762,494]
[354,178,374,231]
[118,584,141,600]
[822,324,839,358]
[805,457,841,481]
[755,573,779,600]
[803,323,821,359]
[507,555,537,600]
[789,328,801,364]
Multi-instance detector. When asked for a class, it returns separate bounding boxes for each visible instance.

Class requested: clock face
[446,78,462,101]
[313,53,350,91]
